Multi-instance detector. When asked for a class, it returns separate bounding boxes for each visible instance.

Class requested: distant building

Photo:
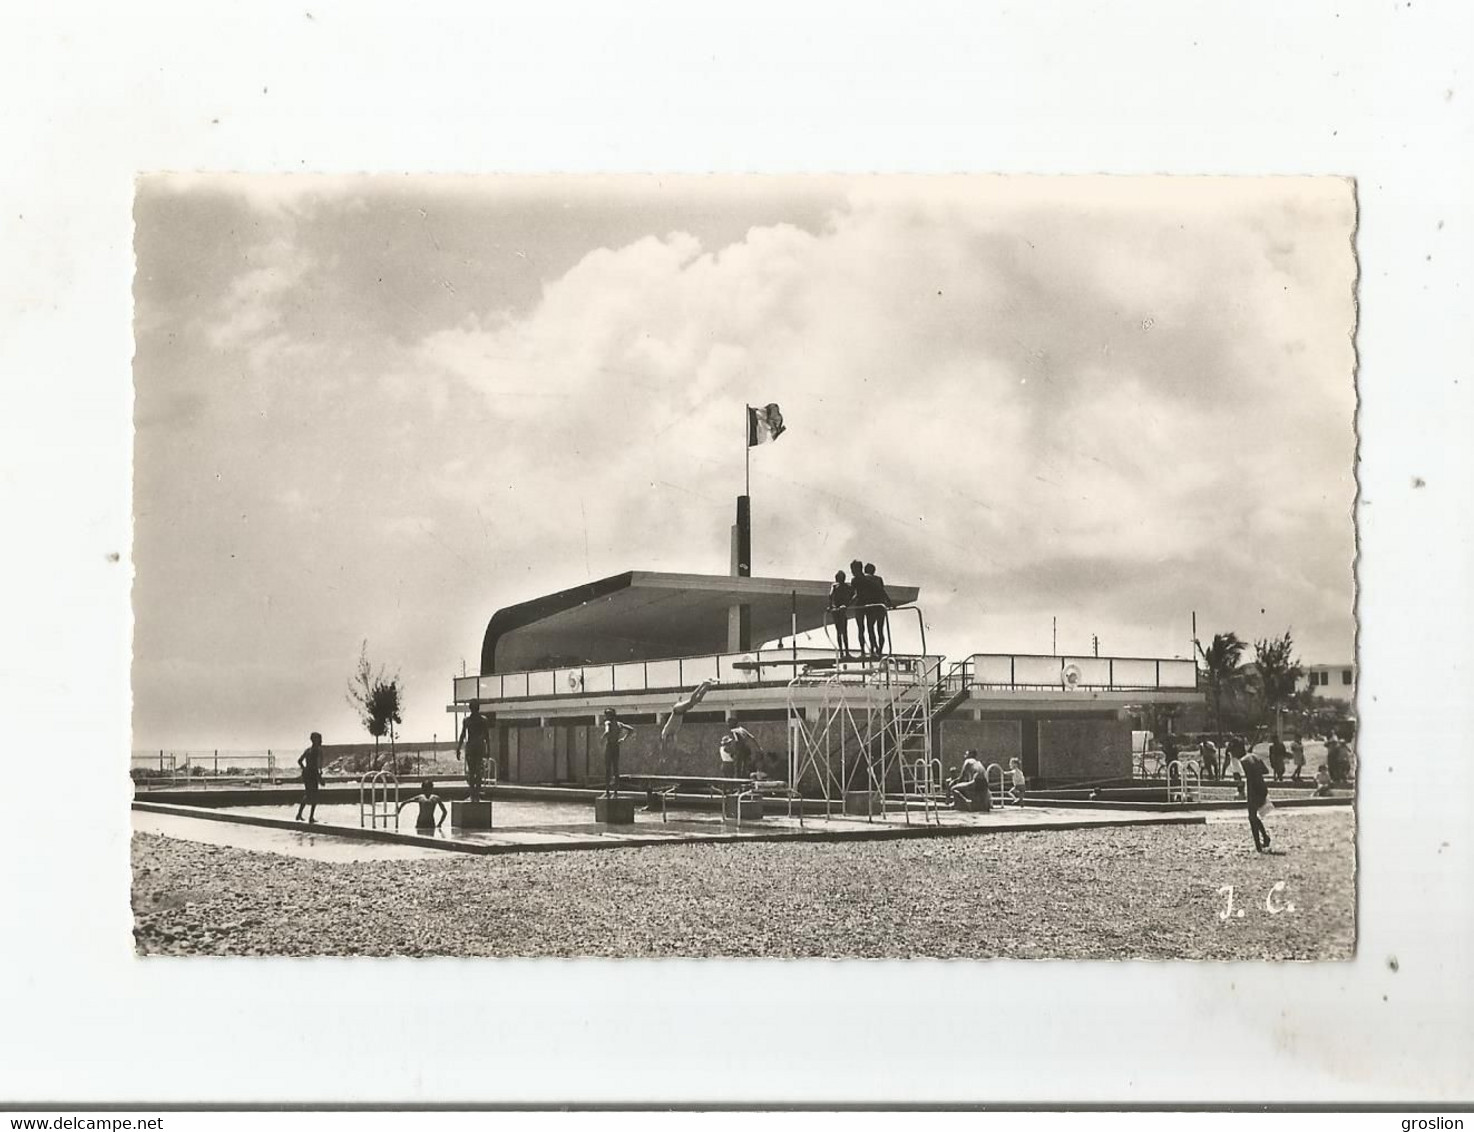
[1298,661,1356,703]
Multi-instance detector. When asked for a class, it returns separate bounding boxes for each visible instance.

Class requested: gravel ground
[131,810,1355,959]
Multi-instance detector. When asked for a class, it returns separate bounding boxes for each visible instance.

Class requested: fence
[129,745,462,786]
[130,749,279,785]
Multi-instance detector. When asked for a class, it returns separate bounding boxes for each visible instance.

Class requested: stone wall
[496,710,1131,787]
[935,719,1023,771]
[1037,718,1131,783]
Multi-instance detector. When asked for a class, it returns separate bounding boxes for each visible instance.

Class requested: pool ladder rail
[359,767,400,828]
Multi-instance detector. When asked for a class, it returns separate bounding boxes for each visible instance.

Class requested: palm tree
[1197,631,1247,740]
[1254,631,1303,739]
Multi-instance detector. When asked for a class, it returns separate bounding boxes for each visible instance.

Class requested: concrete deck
[132,798,1208,862]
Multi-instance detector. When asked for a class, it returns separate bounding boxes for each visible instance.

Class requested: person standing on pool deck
[1225,734,1247,797]
[295,731,324,823]
[1268,734,1288,782]
[1242,746,1273,852]
[1290,734,1307,782]
[661,678,717,743]
[827,570,856,659]
[719,724,764,779]
[396,780,448,832]
[1199,735,1220,780]
[601,707,635,796]
[1008,756,1028,804]
[457,701,491,802]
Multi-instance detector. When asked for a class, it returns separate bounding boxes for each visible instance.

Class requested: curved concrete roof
[481,570,919,673]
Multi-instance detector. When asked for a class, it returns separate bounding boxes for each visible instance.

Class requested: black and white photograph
[130,174,1358,960]
[5,0,1473,1112]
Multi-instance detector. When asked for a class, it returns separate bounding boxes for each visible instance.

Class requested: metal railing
[454,644,939,706]
[1166,759,1203,803]
[451,644,1196,708]
[985,762,1009,807]
[968,653,1199,693]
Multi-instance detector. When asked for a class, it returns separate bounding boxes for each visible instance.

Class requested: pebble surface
[131,810,1355,959]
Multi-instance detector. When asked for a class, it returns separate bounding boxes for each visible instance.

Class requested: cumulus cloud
[133,176,1356,748]
[411,177,1355,651]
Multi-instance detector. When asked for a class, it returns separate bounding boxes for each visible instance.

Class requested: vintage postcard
[130,174,1358,959]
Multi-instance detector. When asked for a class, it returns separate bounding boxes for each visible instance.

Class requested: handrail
[454,641,1197,704]
[1166,759,1202,803]
[985,762,1007,808]
[359,767,399,829]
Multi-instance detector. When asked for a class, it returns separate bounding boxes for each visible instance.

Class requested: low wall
[493,712,1129,789]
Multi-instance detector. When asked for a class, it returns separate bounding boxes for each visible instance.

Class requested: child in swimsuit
[397,781,448,832]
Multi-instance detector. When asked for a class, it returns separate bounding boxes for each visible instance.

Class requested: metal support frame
[786,605,939,822]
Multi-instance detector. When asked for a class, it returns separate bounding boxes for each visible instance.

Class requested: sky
[132,175,1358,750]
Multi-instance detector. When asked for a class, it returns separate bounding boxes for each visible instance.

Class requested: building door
[499,726,514,783]
[1023,721,1041,782]
[571,725,588,784]
[552,726,569,782]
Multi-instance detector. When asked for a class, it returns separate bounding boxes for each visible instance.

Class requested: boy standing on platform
[457,701,491,802]
[601,708,635,795]
[846,560,868,657]
[861,563,894,657]
[828,570,856,659]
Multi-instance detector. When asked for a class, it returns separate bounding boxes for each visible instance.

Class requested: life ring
[1062,663,1082,690]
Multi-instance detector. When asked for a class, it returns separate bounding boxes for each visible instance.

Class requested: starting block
[451,800,495,829]
[723,795,764,822]
[595,795,637,824]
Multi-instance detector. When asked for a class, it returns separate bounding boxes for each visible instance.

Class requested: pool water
[135,796,740,861]
[218,800,669,832]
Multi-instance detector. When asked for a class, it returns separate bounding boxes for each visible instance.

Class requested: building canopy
[481,570,920,673]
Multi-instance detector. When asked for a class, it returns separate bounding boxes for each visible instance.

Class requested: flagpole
[744,403,750,498]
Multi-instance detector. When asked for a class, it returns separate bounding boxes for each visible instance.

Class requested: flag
[747,403,786,446]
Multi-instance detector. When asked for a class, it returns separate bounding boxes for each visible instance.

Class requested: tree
[1253,630,1303,739]
[1196,631,1247,740]
[347,641,404,769]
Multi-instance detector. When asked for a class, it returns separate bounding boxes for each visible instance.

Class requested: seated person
[397,781,448,832]
[1312,764,1333,797]
[949,750,991,812]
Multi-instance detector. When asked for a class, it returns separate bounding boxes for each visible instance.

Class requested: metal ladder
[985,762,1010,808]
[1166,759,1202,803]
[359,767,400,828]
